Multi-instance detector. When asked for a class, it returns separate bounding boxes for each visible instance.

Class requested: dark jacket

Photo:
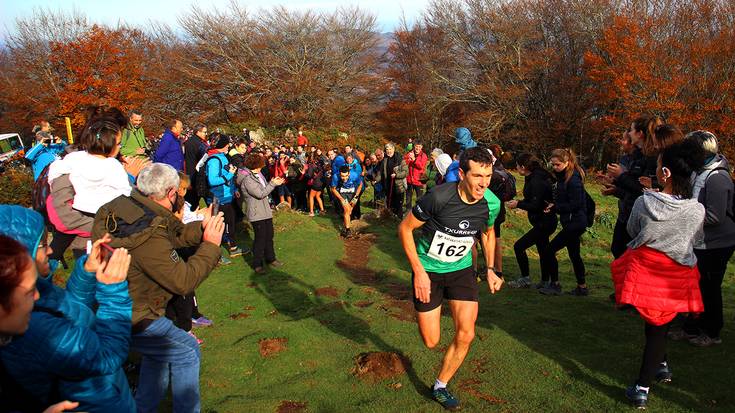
[613,147,658,223]
[374,153,408,194]
[153,129,184,171]
[517,167,557,230]
[693,155,735,249]
[553,169,587,231]
[92,189,221,325]
[184,136,208,177]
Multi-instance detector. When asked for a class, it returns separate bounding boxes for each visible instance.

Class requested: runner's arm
[481,225,502,293]
[398,211,426,274]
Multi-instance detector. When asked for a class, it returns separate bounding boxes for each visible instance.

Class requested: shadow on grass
[364,219,734,411]
[247,266,430,398]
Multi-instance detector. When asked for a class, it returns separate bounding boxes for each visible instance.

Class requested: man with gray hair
[92,162,224,412]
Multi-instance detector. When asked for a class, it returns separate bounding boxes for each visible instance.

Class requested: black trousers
[611,219,632,259]
[388,187,404,217]
[220,202,236,245]
[405,184,424,209]
[686,246,735,338]
[252,218,276,268]
[514,225,554,280]
[637,322,670,387]
[544,226,586,285]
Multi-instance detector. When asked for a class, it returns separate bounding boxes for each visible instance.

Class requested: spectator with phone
[0,204,134,412]
[238,153,285,274]
[207,135,242,257]
[92,163,224,412]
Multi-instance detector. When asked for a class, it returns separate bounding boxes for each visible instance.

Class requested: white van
[0,133,25,163]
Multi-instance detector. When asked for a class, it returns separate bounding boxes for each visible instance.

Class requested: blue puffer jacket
[207,152,236,204]
[0,205,134,412]
[25,142,67,181]
[445,128,479,183]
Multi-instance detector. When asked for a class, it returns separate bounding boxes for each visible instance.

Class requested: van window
[0,136,22,153]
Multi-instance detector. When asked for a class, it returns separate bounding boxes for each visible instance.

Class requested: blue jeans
[132,317,201,413]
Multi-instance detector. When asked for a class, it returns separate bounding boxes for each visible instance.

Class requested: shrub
[0,166,33,207]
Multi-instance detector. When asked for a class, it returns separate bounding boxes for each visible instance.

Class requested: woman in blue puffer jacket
[0,205,134,412]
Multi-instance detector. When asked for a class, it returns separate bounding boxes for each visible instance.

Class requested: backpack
[490,169,517,202]
[584,190,596,227]
[195,156,223,198]
[31,163,52,224]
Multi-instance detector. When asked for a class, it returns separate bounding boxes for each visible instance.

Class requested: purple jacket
[154,129,184,171]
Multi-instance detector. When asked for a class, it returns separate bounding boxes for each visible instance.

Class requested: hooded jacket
[405,150,428,186]
[691,155,735,249]
[454,127,477,150]
[627,191,705,267]
[92,189,221,325]
[0,205,134,412]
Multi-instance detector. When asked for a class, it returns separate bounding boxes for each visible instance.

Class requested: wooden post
[65,117,73,144]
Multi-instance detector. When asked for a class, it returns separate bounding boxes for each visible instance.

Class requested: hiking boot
[566,286,589,296]
[625,384,648,409]
[432,387,460,411]
[192,316,213,328]
[268,260,284,268]
[508,276,532,288]
[667,328,697,342]
[689,334,722,347]
[655,362,672,383]
[218,256,232,266]
[539,283,562,296]
[254,266,266,274]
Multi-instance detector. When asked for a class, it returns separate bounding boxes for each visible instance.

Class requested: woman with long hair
[612,138,705,409]
[539,148,589,296]
[306,152,326,216]
[506,153,558,289]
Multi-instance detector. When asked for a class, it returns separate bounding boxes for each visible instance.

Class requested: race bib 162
[426,231,474,263]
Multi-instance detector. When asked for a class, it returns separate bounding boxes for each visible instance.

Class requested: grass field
[56,177,735,412]
[184,177,735,413]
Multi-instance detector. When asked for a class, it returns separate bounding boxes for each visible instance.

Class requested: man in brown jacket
[92,162,224,413]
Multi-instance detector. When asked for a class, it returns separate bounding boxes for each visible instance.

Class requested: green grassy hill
[188,178,734,412]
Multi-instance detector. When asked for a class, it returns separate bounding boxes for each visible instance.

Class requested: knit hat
[214,135,230,149]
[435,153,453,176]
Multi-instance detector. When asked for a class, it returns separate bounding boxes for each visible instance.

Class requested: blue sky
[0,0,429,37]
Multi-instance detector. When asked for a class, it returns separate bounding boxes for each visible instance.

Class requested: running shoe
[229,246,244,258]
[508,276,532,288]
[432,387,460,411]
[539,283,562,296]
[655,362,672,383]
[625,384,648,409]
[533,281,550,290]
[218,256,232,266]
[689,334,722,347]
[566,286,589,296]
[192,316,214,328]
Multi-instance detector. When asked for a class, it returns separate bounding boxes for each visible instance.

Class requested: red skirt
[611,246,703,326]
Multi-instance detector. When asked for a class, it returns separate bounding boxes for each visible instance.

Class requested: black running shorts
[412,267,478,312]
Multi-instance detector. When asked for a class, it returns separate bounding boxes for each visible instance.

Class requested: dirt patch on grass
[229,312,250,319]
[379,300,415,322]
[458,378,507,405]
[315,287,339,297]
[353,352,409,381]
[354,300,374,308]
[259,338,288,357]
[276,400,307,413]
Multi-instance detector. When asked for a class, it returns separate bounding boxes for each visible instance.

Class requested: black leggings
[544,226,586,285]
[166,294,195,332]
[220,202,236,244]
[638,322,670,387]
[514,225,554,280]
[252,218,276,268]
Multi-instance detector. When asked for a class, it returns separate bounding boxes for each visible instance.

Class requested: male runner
[331,165,363,237]
[398,146,502,410]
